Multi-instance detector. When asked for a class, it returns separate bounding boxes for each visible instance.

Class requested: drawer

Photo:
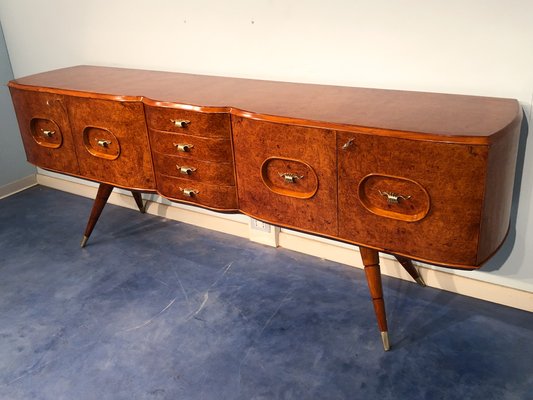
[232,117,337,235]
[337,131,488,266]
[9,88,79,174]
[148,129,233,162]
[145,106,231,138]
[156,173,238,210]
[153,152,235,185]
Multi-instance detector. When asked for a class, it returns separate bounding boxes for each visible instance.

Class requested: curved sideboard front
[8,65,522,269]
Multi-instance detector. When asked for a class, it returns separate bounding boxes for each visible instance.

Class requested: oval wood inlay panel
[260,157,318,199]
[30,118,63,149]
[82,126,121,160]
[358,174,430,222]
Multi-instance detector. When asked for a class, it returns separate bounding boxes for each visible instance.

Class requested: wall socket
[251,218,271,233]
[249,218,279,247]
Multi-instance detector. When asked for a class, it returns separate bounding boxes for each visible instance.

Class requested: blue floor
[0,186,531,400]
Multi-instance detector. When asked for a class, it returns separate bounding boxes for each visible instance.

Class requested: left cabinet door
[67,97,155,190]
[9,88,80,175]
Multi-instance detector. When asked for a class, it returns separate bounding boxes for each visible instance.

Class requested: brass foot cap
[381,331,390,351]
[80,236,89,248]
[416,276,427,287]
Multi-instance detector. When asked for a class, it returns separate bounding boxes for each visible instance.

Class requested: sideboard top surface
[10,65,520,142]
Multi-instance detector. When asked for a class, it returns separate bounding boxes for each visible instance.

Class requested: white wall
[1,0,532,290]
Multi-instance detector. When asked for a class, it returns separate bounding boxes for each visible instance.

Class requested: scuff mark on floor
[185,261,235,321]
[124,297,177,332]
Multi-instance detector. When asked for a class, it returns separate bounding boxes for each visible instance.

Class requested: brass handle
[279,172,304,184]
[179,187,199,197]
[379,190,411,205]
[97,139,112,148]
[41,130,55,137]
[176,165,196,175]
[42,130,55,137]
[174,143,194,152]
[171,119,191,128]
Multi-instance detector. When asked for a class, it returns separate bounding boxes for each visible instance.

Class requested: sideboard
[8,66,521,351]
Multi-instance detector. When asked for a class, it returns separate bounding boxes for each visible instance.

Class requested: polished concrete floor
[0,186,532,400]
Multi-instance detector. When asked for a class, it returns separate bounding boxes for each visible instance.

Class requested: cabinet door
[233,117,337,235]
[337,131,488,266]
[67,97,155,190]
[9,88,79,174]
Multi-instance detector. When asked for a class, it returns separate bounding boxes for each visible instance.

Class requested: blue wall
[0,23,35,188]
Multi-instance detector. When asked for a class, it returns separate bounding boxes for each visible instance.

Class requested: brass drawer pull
[170,119,191,128]
[279,172,304,184]
[41,129,55,138]
[379,190,411,205]
[179,187,199,197]
[174,143,194,152]
[97,139,112,148]
[176,165,196,175]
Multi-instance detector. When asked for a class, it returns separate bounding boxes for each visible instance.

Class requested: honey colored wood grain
[260,157,319,199]
[145,106,231,138]
[357,174,431,222]
[337,130,488,267]
[9,65,523,349]
[9,65,520,143]
[152,152,235,186]
[156,173,238,210]
[232,117,337,236]
[148,129,233,163]
[83,183,114,242]
[8,66,522,270]
[66,97,155,190]
[476,115,522,265]
[359,247,388,333]
[9,88,80,174]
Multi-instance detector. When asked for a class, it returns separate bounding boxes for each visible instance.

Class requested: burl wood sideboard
[8,66,521,351]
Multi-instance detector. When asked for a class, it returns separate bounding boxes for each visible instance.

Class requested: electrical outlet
[249,218,279,247]
[251,218,271,233]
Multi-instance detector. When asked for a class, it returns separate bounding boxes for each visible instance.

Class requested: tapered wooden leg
[359,246,390,351]
[131,191,146,213]
[394,255,426,287]
[80,183,114,248]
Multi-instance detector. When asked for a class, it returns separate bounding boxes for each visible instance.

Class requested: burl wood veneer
[8,66,522,351]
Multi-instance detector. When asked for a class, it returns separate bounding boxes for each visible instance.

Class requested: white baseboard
[0,174,37,199]
[36,173,533,312]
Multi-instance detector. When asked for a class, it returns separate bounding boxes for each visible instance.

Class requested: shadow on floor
[0,186,531,400]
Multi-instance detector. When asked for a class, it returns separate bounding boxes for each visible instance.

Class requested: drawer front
[145,106,231,138]
[67,97,155,190]
[337,131,488,266]
[232,117,337,235]
[156,173,238,210]
[153,152,235,185]
[148,129,232,162]
[9,88,79,174]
